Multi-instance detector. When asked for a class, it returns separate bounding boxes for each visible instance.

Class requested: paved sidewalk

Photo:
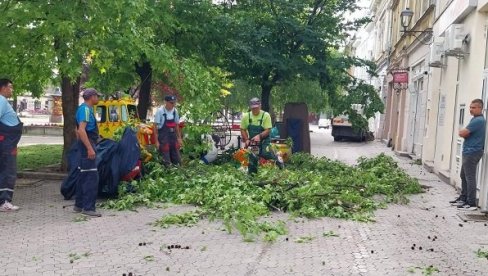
[2,131,488,275]
[19,135,63,147]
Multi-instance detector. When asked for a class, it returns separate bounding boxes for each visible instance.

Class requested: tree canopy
[214,0,380,116]
[0,0,225,168]
[0,0,382,168]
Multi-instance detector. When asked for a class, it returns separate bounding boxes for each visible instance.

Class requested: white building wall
[448,11,487,185]
[425,0,487,189]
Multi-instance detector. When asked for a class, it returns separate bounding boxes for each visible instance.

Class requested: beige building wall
[384,0,435,153]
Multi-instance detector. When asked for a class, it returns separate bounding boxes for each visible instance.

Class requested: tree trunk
[135,61,152,120]
[260,83,272,112]
[60,76,80,171]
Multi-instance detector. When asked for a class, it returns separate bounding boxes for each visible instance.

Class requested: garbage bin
[274,121,284,139]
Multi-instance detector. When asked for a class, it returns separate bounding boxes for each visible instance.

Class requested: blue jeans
[75,141,99,211]
[460,151,483,206]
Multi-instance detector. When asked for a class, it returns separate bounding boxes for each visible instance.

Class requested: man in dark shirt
[450,99,486,210]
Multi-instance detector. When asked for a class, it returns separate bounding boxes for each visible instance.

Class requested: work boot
[82,210,102,217]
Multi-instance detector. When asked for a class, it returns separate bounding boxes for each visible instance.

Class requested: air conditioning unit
[429,37,444,67]
[444,24,466,56]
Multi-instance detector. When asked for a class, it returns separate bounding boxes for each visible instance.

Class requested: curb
[18,171,66,180]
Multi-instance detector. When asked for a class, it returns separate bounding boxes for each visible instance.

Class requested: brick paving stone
[3,133,488,275]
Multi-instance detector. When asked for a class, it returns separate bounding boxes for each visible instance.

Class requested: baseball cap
[164,95,177,102]
[249,97,261,108]
[82,88,101,99]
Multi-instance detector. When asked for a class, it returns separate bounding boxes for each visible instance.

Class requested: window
[34,100,41,110]
[108,105,120,122]
[121,105,129,122]
[459,104,465,127]
[127,105,138,120]
[121,104,138,122]
[96,106,106,123]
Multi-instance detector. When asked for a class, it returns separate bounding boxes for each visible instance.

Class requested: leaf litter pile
[103,153,422,241]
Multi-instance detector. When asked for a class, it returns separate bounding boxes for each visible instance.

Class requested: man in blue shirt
[74,88,102,217]
[153,95,183,166]
[451,99,486,210]
[0,79,22,212]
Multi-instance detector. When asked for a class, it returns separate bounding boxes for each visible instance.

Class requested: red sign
[393,72,408,83]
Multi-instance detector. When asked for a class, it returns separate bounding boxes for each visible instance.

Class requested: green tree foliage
[215,0,382,127]
[273,80,329,114]
[0,0,224,168]
[0,0,149,168]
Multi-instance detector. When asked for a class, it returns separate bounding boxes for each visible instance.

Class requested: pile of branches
[102,153,422,241]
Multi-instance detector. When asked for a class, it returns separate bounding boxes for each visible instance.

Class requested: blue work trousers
[0,149,17,204]
[75,141,99,211]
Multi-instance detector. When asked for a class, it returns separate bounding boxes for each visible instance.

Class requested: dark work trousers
[0,149,17,204]
[0,121,23,204]
[158,127,181,166]
[75,139,99,211]
[460,150,483,206]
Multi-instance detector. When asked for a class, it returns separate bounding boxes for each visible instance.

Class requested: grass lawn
[17,144,63,171]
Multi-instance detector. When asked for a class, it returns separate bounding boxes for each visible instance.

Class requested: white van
[318,118,330,129]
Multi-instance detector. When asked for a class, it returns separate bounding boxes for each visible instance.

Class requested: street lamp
[400,8,432,36]
[400,8,414,32]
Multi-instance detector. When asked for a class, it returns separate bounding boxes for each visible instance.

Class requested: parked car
[318,118,330,129]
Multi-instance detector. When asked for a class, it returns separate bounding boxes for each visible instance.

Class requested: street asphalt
[2,127,488,275]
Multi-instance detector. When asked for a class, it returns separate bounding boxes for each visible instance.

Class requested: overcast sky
[346,0,372,20]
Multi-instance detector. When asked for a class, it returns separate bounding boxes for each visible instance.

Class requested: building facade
[370,0,394,143]
[365,0,488,209]
[425,0,488,210]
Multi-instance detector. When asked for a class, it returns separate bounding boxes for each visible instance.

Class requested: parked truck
[331,104,367,142]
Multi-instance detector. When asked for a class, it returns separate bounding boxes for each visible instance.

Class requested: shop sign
[393,72,409,84]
